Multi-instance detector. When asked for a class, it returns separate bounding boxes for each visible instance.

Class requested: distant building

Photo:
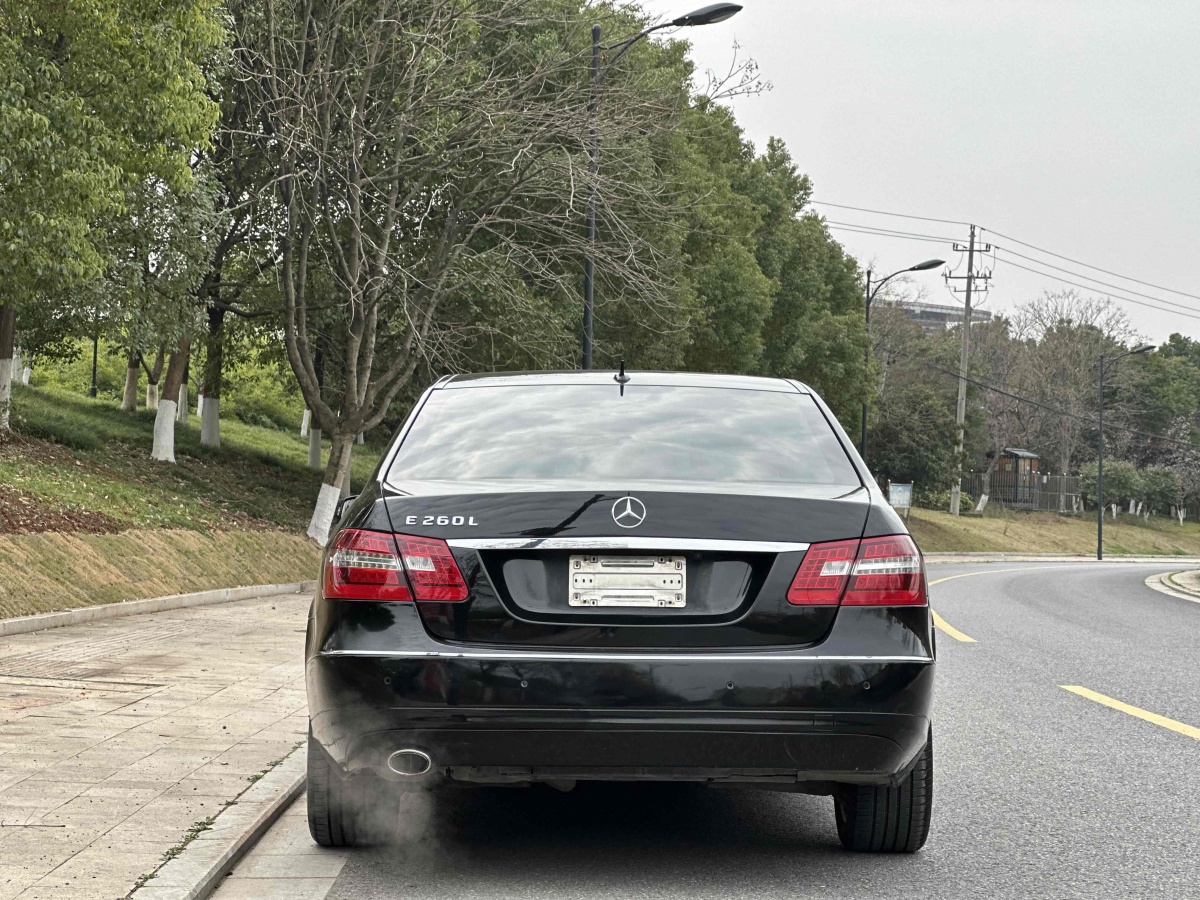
[897,300,993,335]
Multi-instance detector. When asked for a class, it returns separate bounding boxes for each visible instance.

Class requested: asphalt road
[233,563,1200,900]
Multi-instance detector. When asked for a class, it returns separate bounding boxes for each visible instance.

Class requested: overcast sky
[637,0,1200,343]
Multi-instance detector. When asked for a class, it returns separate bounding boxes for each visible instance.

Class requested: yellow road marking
[1061,685,1200,741]
[925,566,1064,643]
[930,610,976,643]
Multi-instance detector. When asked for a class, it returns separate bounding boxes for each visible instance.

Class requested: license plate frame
[568,555,686,608]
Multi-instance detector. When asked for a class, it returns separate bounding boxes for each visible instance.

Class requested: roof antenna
[614,358,631,395]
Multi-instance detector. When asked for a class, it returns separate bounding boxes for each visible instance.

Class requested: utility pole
[946,225,991,516]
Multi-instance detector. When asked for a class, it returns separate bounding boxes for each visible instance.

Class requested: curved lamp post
[1096,342,1155,559]
[860,259,945,457]
[581,4,743,370]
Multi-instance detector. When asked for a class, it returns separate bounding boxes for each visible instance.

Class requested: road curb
[131,745,307,900]
[1148,571,1200,604]
[924,554,1200,564]
[0,580,317,637]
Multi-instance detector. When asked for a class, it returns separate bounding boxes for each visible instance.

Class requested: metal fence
[961,473,1083,513]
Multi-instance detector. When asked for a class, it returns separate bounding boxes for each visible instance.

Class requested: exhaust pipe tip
[387,748,433,777]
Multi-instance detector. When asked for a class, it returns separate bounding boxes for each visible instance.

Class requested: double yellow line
[928,568,1200,742]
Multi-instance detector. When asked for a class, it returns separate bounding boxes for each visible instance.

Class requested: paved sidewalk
[0,591,311,900]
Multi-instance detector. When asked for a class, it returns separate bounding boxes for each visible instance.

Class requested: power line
[997,256,1200,322]
[812,200,971,228]
[819,200,1200,305]
[995,246,1200,314]
[889,349,1193,449]
[825,221,959,243]
[982,227,1200,302]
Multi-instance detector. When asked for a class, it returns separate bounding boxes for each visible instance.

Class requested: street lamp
[1096,342,1155,560]
[860,259,945,457]
[581,3,743,370]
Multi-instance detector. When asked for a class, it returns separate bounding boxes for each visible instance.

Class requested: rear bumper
[307,648,934,787]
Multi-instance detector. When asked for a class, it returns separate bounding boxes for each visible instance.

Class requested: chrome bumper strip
[445,537,810,554]
[319,650,929,664]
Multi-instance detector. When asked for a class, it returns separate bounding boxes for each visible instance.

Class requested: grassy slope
[0,385,388,616]
[909,507,1200,555]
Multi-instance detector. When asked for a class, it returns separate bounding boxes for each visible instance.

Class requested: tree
[243,0,686,542]
[1138,465,1181,517]
[1080,459,1139,516]
[0,0,221,430]
[1016,292,1134,475]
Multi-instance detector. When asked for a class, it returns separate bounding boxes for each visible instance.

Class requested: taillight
[787,539,858,605]
[843,535,925,606]
[322,530,469,602]
[787,535,926,607]
[324,529,411,602]
[393,534,469,601]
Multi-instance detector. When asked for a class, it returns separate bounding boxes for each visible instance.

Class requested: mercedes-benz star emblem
[612,496,647,529]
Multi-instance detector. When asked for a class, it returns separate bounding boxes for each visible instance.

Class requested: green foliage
[1137,465,1182,514]
[1080,459,1140,507]
[0,0,222,298]
[870,381,961,491]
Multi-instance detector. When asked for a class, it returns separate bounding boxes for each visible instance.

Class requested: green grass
[910,506,1200,556]
[3,384,383,531]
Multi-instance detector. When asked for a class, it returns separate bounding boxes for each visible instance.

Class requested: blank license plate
[569,555,686,608]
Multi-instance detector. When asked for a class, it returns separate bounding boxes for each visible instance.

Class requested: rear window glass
[386,384,860,488]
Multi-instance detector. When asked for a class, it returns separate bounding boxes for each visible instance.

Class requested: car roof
[438,370,810,394]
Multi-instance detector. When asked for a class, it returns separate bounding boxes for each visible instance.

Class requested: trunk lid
[383,486,870,649]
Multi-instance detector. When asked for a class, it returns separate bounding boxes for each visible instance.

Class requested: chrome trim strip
[320,650,929,663]
[445,537,811,553]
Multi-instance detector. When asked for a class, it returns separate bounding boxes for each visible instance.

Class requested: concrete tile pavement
[207,793,348,900]
[0,591,312,900]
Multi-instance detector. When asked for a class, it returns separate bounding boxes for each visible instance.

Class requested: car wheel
[307,728,371,847]
[834,726,933,853]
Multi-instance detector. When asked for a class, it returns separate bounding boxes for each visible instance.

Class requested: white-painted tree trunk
[307,427,322,469]
[121,365,139,411]
[146,383,159,409]
[307,482,342,544]
[301,408,310,438]
[1110,503,1118,520]
[196,393,204,417]
[176,384,189,424]
[1127,498,1136,514]
[151,399,178,462]
[200,396,220,448]
[356,432,364,445]
[0,356,11,432]
[307,435,355,545]
[20,364,30,385]
[1178,507,1187,526]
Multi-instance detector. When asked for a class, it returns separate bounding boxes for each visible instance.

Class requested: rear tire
[307,728,372,847]
[834,726,933,853]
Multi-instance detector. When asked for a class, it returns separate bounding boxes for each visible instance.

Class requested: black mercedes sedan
[306,371,934,852]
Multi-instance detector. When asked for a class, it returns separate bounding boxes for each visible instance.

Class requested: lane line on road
[930,610,976,643]
[1060,685,1200,741]
[926,567,1072,644]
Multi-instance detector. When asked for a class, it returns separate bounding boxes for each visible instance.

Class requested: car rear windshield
[386,384,861,488]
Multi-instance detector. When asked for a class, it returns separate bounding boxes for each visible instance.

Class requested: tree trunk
[308,426,322,469]
[308,432,354,544]
[0,305,14,432]
[201,306,224,448]
[339,443,354,500]
[301,408,310,438]
[152,337,190,463]
[21,361,31,385]
[121,350,140,411]
[145,344,166,409]
[177,382,189,424]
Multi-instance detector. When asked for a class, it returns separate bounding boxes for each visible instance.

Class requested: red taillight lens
[843,535,926,606]
[324,529,411,602]
[787,539,858,605]
[393,534,469,602]
[787,535,926,607]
